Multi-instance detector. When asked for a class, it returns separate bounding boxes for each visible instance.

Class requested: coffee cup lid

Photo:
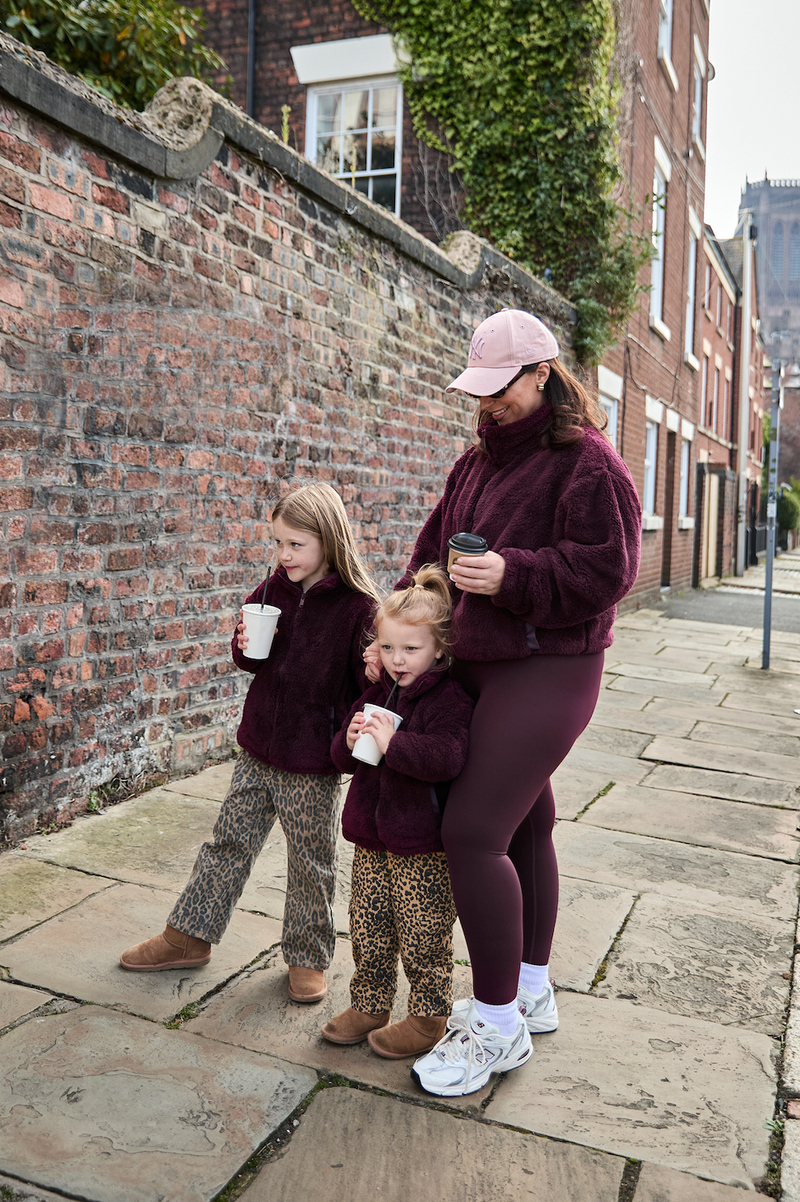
[448,533,488,552]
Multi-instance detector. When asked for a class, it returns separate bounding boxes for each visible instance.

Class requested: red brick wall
[0,85,574,839]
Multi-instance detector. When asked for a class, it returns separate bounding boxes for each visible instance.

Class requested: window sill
[649,314,672,342]
[642,514,664,531]
[658,50,679,92]
[678,516,696,530]
[685,351,700,371]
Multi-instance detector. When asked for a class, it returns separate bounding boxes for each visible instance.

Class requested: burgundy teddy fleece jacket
[402,404,642,660]
[233,567,375,776]
[331,668,475,856]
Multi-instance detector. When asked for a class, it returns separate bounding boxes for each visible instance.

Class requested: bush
[778,488,800,533]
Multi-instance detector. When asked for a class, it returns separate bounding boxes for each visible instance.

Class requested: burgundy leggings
[444,652,604,1005]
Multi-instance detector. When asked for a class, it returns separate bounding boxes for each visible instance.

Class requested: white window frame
[701,354,708,425]
[692,36,706,159]
[685,212,701,369]
[305,74,403,216]
[678,437,691,523]
[657,0,678,91]
[643,420,659,523]
[598,365,622,450]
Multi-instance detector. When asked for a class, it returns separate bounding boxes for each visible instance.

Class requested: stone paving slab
[0,1006,316,1202]
[1,882,282,1022]
[0,981,53,1030]
[240,1086,626,1202]
[712,666,800,694]
[635,1162,765,1200]
[608,676,729,705]
[584,782,800,860]
[643,764,800,808]
[162,760,235,800]
[591,707,695,738]
[186,934,487,1111]
[722,690,800,718]
[596,893,792,1035]
[781,1119,800,1202]
[690,719,800,757]
[610,662,718,687]
[646,697,800,736]
[484,992,775,1186]
[558,746,652,784]
[642,735,800,784]
[554,823,798,919]
[777,956,800,1095]
[550,877,636,992]
[573,725,654,759]
[593,688,651,712]
[0,1173,77,1202]
[550,765,617,820]
[0,857,113,942]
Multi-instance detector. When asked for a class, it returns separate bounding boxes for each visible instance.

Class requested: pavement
[1,597,800,1201]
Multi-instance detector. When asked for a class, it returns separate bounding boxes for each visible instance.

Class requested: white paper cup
[241,603,281,659]
[352,702,403,765]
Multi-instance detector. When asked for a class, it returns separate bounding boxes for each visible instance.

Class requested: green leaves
[355,0,647,361]
[0,0,228,110]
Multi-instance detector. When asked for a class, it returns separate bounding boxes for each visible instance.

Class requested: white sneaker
[411,999,532,1097]
[518,981,558,1033]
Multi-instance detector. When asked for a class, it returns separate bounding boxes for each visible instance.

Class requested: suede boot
[367,1014,447,1059]
[288,967,328,1003]
[321,1007,390,1045]
[119,925,211,972]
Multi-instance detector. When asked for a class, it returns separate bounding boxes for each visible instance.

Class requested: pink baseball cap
[446,309,559,396]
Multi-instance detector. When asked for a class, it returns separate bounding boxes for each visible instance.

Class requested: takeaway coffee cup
[447,532,489,572]
[241,603,281,659]
[352,703,403,766]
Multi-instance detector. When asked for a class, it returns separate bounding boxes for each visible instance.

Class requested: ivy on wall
[0,0,227,109]
[353,0,646,363]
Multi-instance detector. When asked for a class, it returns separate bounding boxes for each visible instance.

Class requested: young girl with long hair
[321,565,474,1059]
[120,483,379,1004]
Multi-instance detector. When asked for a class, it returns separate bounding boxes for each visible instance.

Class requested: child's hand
[363,640,381,684]
[346,711,366,751]
[235,611,248,651]
[362,710,396,755]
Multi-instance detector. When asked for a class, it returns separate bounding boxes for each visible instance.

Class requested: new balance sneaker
[518,980,559,1033]
[411,1000,532,1097]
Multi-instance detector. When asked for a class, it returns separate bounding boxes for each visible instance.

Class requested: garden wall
[0,36,577,839]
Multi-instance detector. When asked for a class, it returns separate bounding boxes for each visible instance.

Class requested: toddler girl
[322,565,474,1057]
[120,483,379,1004]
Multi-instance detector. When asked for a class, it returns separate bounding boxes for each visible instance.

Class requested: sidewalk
[1,610,799,1202]
[719,547,800,595]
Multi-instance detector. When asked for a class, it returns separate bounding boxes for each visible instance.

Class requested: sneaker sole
[525,1017,558,1034]
[410,1040,533,1097]
[119,955,211,972]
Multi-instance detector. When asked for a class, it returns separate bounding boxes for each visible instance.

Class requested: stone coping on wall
[0,33,576,346]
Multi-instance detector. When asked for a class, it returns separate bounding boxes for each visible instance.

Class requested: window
[644,421,658,515]
[701,355,708,424]
[685,230,697,362]
[772,222,784,282]
[704,262,712,310]
[790,223,800,290]
[599,396,618,448]
[657,0,677,89]
[679,438,690,518]
[692,63,703,144]
[306,78,402,214]
[716,283,722,328]
[650,163,667,326]
[722,375,730,438]
[726,300,733,342]
[712,367,720,433]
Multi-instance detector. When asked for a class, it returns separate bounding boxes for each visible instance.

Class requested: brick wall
[0,46,576,839]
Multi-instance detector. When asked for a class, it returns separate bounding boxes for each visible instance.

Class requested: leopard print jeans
[168,750,340,969]
[349,846,456,1018]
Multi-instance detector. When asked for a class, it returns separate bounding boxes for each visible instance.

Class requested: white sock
[519,962,549,997]
[473,998,520,1036]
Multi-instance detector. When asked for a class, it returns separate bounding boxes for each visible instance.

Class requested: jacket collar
[273,566,345,599]
[478,401,553,466]
[378,664,448,708]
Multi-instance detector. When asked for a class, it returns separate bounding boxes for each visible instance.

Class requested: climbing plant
[352,0,647,363]
[0,0,227,110]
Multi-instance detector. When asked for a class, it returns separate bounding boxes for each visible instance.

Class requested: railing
[746,523,767,565]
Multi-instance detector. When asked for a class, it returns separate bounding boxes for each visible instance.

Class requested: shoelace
[435,1013,494,1088]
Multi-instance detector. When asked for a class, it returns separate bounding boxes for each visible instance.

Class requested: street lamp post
[762,336,784,669]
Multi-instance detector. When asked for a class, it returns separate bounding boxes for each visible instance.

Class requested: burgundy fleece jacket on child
[233,567,375,776]
[331,668,475,856]
[402,403,642,661]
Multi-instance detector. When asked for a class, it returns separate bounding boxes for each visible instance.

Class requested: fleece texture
[233,568,375,775]
[332,668,475,856]
[402,403,642,660]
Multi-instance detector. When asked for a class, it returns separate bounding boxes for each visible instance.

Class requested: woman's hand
[449,550,506,596]
[363,639,381,683]
[362,709,396,755]
[235,611,248,651]
[346,711,366,751]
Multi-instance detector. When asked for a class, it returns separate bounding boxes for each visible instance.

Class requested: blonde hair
[272,483,380,602]
[374,564,454,667]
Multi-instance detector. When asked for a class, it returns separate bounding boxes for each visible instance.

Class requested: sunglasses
[468,364,538,402]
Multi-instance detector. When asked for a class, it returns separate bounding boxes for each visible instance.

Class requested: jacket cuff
[492,548,538,616]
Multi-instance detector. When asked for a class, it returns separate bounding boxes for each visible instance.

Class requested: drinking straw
[384,672,404,711]
[260,565,271,612]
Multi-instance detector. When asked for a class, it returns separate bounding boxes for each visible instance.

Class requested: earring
[537,383,544,391]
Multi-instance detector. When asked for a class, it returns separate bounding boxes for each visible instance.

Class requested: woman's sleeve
[492,466,642,628]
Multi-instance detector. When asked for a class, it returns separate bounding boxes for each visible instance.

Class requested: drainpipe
[246,0,256,118]
[735,211,753,574]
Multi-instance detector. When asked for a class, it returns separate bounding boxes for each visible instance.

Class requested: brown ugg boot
[367,1014,447,1059]
[288,966,328,1003]
[321,1007,391,1045]
[119,925,211,972]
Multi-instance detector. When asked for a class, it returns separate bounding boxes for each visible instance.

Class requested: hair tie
[413,584,425,589]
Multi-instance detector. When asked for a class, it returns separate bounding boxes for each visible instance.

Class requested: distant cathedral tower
[739,176,800,361]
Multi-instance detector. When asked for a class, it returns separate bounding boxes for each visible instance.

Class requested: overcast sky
[704,0,800,237]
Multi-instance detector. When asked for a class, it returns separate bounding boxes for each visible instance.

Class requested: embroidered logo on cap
[469,334,485,360]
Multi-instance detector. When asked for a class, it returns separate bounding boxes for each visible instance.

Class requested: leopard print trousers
[168,750,340,969]
[348,845,456,1018]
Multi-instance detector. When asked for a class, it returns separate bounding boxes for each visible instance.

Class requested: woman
[397,309,642,1097]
